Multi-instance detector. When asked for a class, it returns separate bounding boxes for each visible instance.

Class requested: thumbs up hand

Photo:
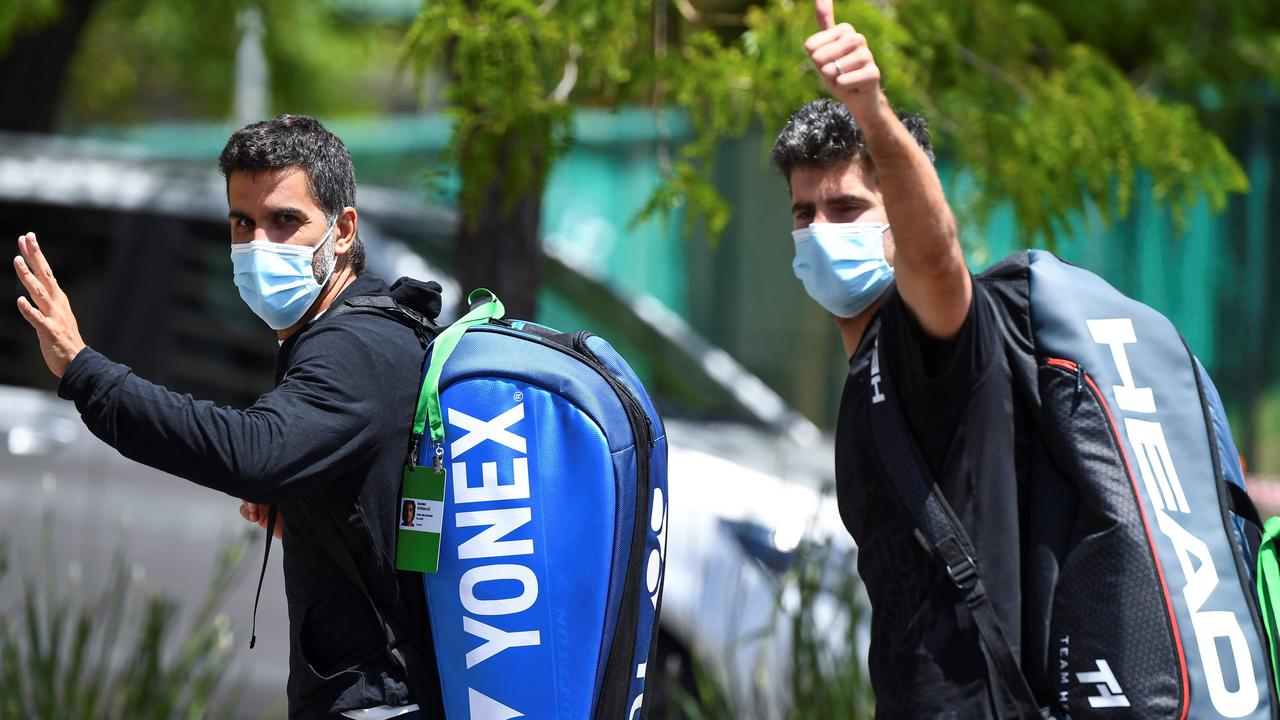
[804,0,884,121]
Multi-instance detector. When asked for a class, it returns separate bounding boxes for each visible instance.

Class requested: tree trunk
[0,0,98,132]
[455,140,545,320]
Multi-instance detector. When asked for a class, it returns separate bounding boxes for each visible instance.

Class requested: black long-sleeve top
[57,273,443,719]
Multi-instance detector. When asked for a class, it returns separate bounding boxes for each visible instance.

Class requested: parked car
[0,133,857,718]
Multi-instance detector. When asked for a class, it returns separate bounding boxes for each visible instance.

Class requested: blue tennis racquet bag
[397,289,669,720]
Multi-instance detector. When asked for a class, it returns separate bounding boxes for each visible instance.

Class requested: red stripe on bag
[1048,357,1190,720]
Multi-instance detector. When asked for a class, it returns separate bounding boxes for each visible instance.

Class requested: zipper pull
[1075,364,1085,397]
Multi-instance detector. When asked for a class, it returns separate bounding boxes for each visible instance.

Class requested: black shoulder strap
[1228,480,1264,529]
[1227,480,1267,570]
[324,295,438,348]
[294,499,443,710]
[249,505,278,650]
[865,337,1045,719]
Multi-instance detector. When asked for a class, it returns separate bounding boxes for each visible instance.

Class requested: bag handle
[409,289,504,470]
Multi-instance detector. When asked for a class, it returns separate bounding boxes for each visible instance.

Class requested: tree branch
[552,44,581,103]
[653,0,672,174]
[671,0,743,27]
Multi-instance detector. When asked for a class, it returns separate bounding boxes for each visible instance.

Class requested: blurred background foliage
[64,0,418,123]
[6,0,1277,235]
[665,540,874,719]
[0,0,1278,470]
[0,528,252,719]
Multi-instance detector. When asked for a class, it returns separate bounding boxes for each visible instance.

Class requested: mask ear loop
[313,214,342,287]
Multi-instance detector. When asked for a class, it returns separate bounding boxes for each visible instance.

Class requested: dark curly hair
[218,114,365,273]
[770,99,934,183]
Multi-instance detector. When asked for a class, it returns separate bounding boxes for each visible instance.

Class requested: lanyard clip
[406,433,422,468]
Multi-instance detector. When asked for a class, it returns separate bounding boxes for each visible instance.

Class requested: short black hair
[770,99,935,183]
[218,114,365,272]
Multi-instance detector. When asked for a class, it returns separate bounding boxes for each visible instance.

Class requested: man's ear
[333,207,357,256]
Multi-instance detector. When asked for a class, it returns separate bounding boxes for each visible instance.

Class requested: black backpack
[870,251,1276,718]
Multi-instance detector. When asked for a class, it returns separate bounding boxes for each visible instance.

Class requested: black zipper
[569,329,657,718]
[1046,357,1189,714]
[469,324,654,449]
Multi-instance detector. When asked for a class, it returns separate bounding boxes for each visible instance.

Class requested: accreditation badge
[395,465,445,573]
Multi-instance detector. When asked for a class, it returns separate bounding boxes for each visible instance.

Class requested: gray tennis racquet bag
[870,250,1276,718]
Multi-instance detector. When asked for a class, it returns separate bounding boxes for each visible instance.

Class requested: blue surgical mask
[791,222,893,318]
[230,216,338,330]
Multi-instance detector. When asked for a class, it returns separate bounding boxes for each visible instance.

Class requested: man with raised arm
[774,1,1045,715]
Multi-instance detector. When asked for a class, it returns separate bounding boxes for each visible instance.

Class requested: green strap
[411,289,505,469]
[1257,515,1280,698]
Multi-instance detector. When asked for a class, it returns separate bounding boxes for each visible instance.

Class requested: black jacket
[58,273,444,719]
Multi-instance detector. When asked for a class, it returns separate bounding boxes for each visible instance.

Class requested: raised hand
[804,0,884,120]
[13,232,85,378]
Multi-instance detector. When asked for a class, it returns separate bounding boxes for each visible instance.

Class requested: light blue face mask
[791,222,893,318]
[230,216,337,330]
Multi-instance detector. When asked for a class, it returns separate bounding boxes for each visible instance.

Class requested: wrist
[848,89,892,131]
[56,345,95,395]
[58,343,85,378]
